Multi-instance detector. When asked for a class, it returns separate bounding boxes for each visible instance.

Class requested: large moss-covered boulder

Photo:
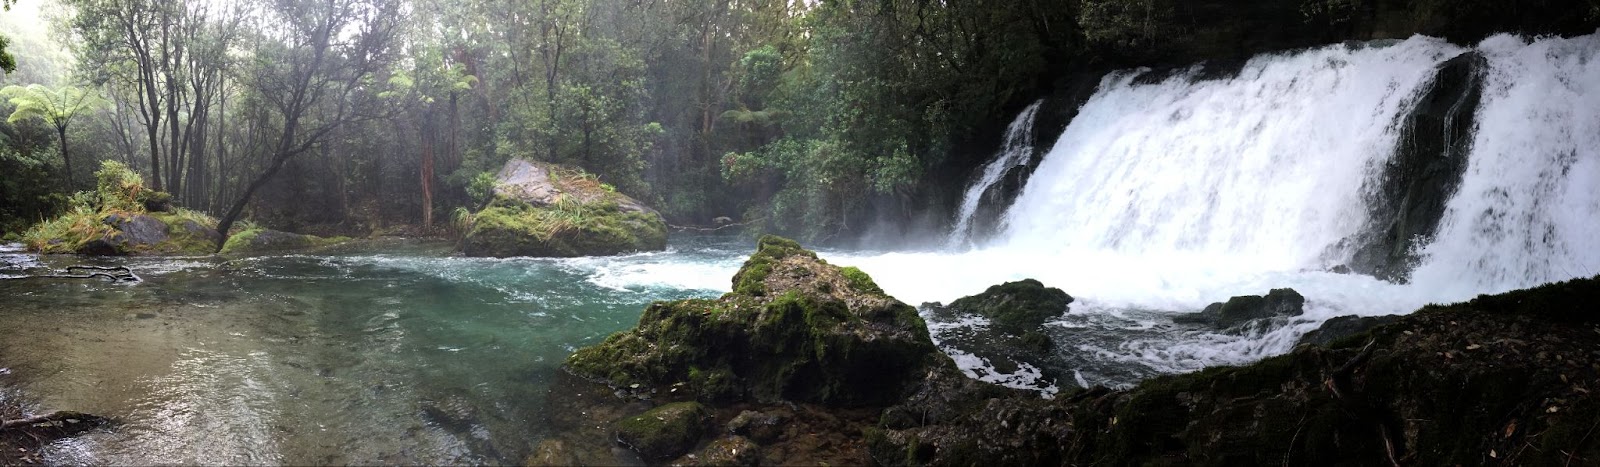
[565,235,941,407]
[945,278,1073,331]
[461,159,666,258]
[24,162,224,256]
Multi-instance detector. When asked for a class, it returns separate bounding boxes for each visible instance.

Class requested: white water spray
[946,100,1043,248]
[999,38,1461,268]
[826,33,1600,388]
[1408,33,1600,296]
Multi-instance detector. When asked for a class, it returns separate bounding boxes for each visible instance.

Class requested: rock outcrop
[462,159,667,258]
[548,238,1600,466]
[566,235,939,407]
[923,278,1076,391]
[1347,51,1486,282]
[1175,288,1306,330]
[870,275,1600,465]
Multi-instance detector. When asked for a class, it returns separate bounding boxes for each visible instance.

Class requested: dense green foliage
[0,0,1593,243]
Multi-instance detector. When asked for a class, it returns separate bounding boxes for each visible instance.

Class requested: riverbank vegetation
[3,0,1590,246]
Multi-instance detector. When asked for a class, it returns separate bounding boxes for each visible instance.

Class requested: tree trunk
[56,125,72,191]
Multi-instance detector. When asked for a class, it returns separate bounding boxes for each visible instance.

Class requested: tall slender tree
[1,84,105,189]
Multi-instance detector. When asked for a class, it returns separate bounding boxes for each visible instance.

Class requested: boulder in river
[461,159,667,258]
[945,278,1073,331]
[1175,287,1305,330]
[219,228,348,256]
[923,278,1077,392]
[565,235,939,407]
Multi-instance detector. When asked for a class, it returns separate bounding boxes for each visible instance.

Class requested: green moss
[219,227,264,255]
[614,402,709,461]
[839,266,883,295]
[949,278,1073,331]
[463,197,667,258]
[729,235,815,297]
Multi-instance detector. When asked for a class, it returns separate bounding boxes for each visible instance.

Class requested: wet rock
[679,435,760,466]
[1297,314,1401,347]
[526,439,579,466]
[614,401,709,461]
[566,236,939,407]
[106,213,171,247]
[220,229,347,256]
[922,279,1077,391]
[73,213,174,255]
[1348,52,1487,282]
[871,275,1600,465]
[461,159,666,258]
[725,409,787,444]
[945,278,1073,331]
[1176,288,1305,330]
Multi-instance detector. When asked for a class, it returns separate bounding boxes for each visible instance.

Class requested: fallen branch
[1,265,141,283]
[1,410,109,450]
[668,218,766,232]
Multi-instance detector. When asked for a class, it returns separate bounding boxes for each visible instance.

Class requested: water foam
[1409,33,1600,295]
[834,34,1600,388]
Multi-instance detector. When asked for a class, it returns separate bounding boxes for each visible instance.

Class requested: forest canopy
[0,0,1594,243]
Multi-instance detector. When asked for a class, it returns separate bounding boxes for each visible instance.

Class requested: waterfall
[976,32,1600,299]
[946,100,1043,248]
[999,37,1462,270]
[840,32,1600,390]
[1407,34,1600,296]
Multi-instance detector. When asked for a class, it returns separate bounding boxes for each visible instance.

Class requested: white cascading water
[946,100,1043,248]
[1407,33,1600,297]
[825,33,1600,389]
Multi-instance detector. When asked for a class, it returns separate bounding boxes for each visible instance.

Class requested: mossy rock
[219,228,349,256]
[614,402,710,461]
[947,278,1073,331]
[566,235,941,407]
[461,159,667,258]
[680,435,760,466]
[461,200,666,257]
[1176,288,1306,330]
[870,275,1600,465]
[29,211,221,256]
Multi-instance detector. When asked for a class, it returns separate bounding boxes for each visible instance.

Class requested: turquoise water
[0,235,747,464]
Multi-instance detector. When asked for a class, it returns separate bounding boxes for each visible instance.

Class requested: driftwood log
[1,265,141,283]
[0,411,110,463]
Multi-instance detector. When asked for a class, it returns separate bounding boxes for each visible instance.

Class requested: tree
[1,84,104,189]
[210,0,401,250]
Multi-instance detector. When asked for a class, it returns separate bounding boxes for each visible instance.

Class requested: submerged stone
[681,435,760,466]
[614,401,709,461]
